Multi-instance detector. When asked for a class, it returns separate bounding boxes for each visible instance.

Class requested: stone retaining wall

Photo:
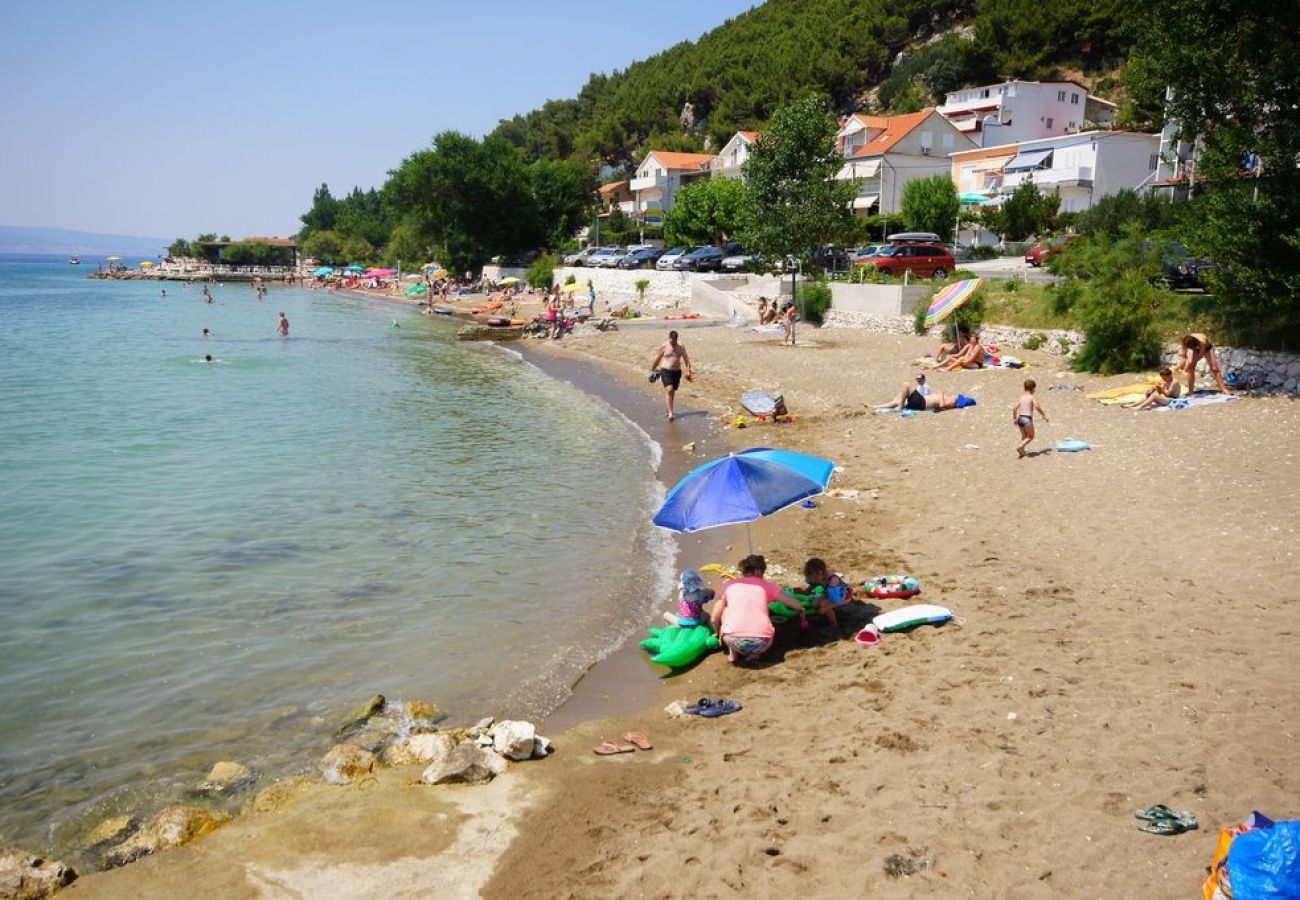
[1161,345,1300,394]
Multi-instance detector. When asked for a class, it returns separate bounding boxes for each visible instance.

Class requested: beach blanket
[747,324,785,334]
[1097,392,1150,406]
[1154,391,1240,411]
[1088,379,1158,400]
[984,355,1025,369]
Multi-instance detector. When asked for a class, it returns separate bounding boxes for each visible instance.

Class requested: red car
[863,242,955,279]
[1025,233,1079,266]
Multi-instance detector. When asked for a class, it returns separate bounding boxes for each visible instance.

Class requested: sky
[0,0,756,241]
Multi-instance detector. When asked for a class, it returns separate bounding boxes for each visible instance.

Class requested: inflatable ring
[864,575,921,600]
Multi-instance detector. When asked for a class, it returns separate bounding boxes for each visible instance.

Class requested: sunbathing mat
[747,324,785,334]
[1153,391,1240,411]
[1097,392,1149,406]
[1088,379,1159,400]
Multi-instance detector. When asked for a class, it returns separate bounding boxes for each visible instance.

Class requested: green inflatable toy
[770,585,823,620]
[640,625,721,669]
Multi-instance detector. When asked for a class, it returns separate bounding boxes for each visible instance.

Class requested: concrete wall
[555,267,694,305]
[481,265,529,282]
[829,282,931,316]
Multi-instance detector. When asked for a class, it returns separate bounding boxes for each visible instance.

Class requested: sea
[0,255,672,860]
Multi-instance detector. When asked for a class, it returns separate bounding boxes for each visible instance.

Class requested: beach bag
[1226,820,1300,899]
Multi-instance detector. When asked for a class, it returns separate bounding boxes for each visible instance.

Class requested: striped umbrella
[923,278,983,327]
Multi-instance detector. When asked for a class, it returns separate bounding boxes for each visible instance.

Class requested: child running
[1012,378,1049,458]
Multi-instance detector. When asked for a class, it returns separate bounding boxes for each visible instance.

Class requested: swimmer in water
[277,311,290,336]
[160,289,167,297]
[202,328,211,338]
[203,354,214,363]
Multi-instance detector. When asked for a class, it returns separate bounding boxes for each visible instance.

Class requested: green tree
[529,159,594,248]
[301,230,344,264]
[982,183,1060,241]
[299,183,339,238]
[739,97,856,271]
[900,175,960,241]
[1130,0,1300,347]
[663,177,748,247]
[167,238,192,258]
[381,220,426,268]
[339,236,374,266]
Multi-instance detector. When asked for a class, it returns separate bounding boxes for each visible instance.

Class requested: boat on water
[68,256,81,265]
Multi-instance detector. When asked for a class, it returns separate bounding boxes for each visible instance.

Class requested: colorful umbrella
[498,276,520,285]
[312,266,335,277]
[106,256,121,261]
[344,264,365,273]
[653,448,835,554]
[560,282,585,293]
[139,260,155,267]
[923,278,983,328]
[366,268,396,276]
[426,268,447,280]
[958,191,992,204]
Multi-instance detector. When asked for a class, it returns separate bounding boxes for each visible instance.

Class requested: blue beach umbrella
[653,447,835,553]
[312,266,334,277]
[344,264,365,273]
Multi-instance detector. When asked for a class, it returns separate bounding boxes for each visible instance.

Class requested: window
[1046,118,1054,130]
[1149,153,1159,170]
[1071,93,1080,104]
[981,89,990,98]
[960,164,974,185]
[1068,122,1076,131]
[1057,90,1066,102]
[920,131,933,149]
[942,133,954,149]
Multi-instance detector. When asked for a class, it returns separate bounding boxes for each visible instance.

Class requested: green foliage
[967,244,999,261]
[635,278,650,300]
[340,236,375,266]
[220,242,293,266]
[1129,0,1300,348]
[299,184,339,238]
[381,221,426,268]
[301,230,344,264]
[526,253,557,289]
[1075,190,1184,239]
[1022,333,1046,350]
[878,36,991,111]
[530,159,596,248]
[901,175,960,241]
[974,0,1133,78]
[740,97,856,270]
[796,279,833,326]
[167,238,193,258]
[564,273,576,285]
[981,183,1060,241]
[663,177,747,246]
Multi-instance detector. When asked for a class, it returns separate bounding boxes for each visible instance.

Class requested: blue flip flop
[685,698,742,718]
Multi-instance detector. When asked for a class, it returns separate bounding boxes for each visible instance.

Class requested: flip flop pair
[684,698,742,718]
[1135,805,1198,835]
[593,732,653,755]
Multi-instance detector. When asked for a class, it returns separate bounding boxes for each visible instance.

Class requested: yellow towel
[1087,378,1158,400]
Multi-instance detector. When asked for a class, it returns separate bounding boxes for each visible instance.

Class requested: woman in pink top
[710,555,802,664]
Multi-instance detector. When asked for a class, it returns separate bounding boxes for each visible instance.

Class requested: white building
[938,80,1117,148]
[951,130,1162,216]
[629,150,716,222]
[710,131,758,179]
[834,109,976,215]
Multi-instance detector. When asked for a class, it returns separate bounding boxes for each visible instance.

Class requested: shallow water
[0,257,670,859]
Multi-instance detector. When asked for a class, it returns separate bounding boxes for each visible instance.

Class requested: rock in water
[531,736,554,759]
[245,778,311,815]
[420,744,506,785]
[0,848,77,899]
[491,721,536,761]
[84,816,134,848]
[102,807,230,868]
[403,699,440,722]
[382,733,458,768]
[320,744,377,785]
[197,761,251,795]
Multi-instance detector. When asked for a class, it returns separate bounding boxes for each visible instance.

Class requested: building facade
[938,80,1117,148]
[629,150,716,223]
[834,109,976,215]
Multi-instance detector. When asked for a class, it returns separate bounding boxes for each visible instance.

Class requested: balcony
[629,174,666,192]
[1004,166,1094,189]
[937,96,1003,117]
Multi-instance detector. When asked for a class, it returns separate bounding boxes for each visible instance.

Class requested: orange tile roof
[645,150,717,171]
[846,110,936,157]
[598,180,630,195]
[738,131,759,142]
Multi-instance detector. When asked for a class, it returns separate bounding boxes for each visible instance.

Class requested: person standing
[1177,333,1229,393]
[649,329,693,421]
[277,311,290,337]
[1012,378,1049,458]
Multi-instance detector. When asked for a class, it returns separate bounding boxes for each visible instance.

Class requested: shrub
[635,278,650,301]
[564,273,576,285]
[968,244,999,261]
[796,279,833,326]
[1068,238,1168,373]
[526,253,556,289]
[1022,332,1047,351]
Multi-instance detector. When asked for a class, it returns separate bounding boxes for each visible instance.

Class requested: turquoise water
[0,257,669,858]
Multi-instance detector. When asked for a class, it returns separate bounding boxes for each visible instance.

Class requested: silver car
[587,247,622,268]
[656,246,688,271]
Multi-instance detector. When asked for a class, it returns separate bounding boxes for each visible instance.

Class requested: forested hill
[491,0,1137,167]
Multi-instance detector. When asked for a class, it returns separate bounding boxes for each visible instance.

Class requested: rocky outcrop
[102,806,230,868]
[83,816,134,849]
[0,849,77,899]
[196,761,252,796]
[491,721,537,762]
[382,733,460,768]
[420,744,507,786]
[320,744,377,785]
[245,777,311,815]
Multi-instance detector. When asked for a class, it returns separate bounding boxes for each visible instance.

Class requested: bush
[968,244,999,261]
[1022,332,1047,351]
[526,253,556,289]
[796,280,833,326]
[564,273,576,285]
[1066,238,1169,374]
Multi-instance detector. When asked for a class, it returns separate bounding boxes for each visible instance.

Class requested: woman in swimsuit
[1177,333,1228,392]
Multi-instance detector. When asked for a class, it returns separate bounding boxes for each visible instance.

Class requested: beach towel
[747,324,785,334]
[1154,391,1240,412]
[1088,379,1159,400]
[984,355,1026,369]
[1097,392,1149,406]
[954,394,976,408]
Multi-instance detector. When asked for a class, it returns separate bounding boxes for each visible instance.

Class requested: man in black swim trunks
[649,329,693,421]
[874,374,957,411]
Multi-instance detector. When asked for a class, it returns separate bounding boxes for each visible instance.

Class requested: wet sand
[66,319,1300,899]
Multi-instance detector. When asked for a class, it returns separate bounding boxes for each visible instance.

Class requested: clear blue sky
[0,0,755,240]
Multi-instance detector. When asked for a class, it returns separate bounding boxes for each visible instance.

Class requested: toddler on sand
[1012,378,1049,458]
[803,558,852,629]
[663,569,714,628]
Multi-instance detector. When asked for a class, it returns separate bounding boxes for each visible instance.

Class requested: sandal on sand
[622,731,653,750]
[1135,806,1198,835]
[593,741,635,756]
[685,698,743,718]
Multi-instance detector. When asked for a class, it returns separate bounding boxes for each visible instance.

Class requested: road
[959,256,1059,283]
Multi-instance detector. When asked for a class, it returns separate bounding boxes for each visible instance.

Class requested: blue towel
[955,394,977,409]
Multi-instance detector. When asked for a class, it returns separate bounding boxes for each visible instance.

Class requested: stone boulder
[490,721,536,761]
[0,848,77,899]
[320,744,377,785]
[196,761,252,795]
[532,736,554,759]
[420,744,506,786]
[245,777,311,815]
[83,816,135,849]
[382,733,459,768]
[102,806,230,868]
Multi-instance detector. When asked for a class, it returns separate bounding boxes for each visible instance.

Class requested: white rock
[320,744,376,785]
[0,848,78,898]
[386,733,458,767]
[532,736,554,758]
[491,720,537,761]
[469,716,495,735]
[664,700,689,718]
[420,744,506,785]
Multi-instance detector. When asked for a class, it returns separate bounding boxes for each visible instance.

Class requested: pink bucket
[854,625,881,646]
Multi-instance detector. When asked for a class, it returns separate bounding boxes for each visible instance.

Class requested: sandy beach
[64,314,1300,899]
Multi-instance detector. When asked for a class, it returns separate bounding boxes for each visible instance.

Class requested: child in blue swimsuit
[663,569,715,627]
[803,558,852,628]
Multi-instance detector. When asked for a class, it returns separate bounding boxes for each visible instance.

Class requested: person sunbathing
[874,378,960,412]
[931,329,969,364]
[1132,367,1183,410]
[938,332,984,370]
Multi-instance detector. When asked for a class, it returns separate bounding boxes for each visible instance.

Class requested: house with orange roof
[629,149,717,223]
[834,109,975,216]
[597,179,635,216]
[710,131,759,179]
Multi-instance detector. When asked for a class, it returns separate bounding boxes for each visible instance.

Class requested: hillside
[491,0,1138,167]
[0,225,167,257]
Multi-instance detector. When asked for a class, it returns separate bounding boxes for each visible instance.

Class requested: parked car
[618,246,664,269]
[673,245,724,272]
[656,246,689,271]
[852,245,883,265]
[563,247,599,266]
[809,244,852,275]
[1025,233,1080,267]
[1147,241,1215,290]
[861,242,956,279]
[721,251,764,272]
[586,247,622,268]
[886,231,943,243]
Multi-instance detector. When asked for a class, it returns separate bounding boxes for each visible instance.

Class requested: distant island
[0,225,167,257]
